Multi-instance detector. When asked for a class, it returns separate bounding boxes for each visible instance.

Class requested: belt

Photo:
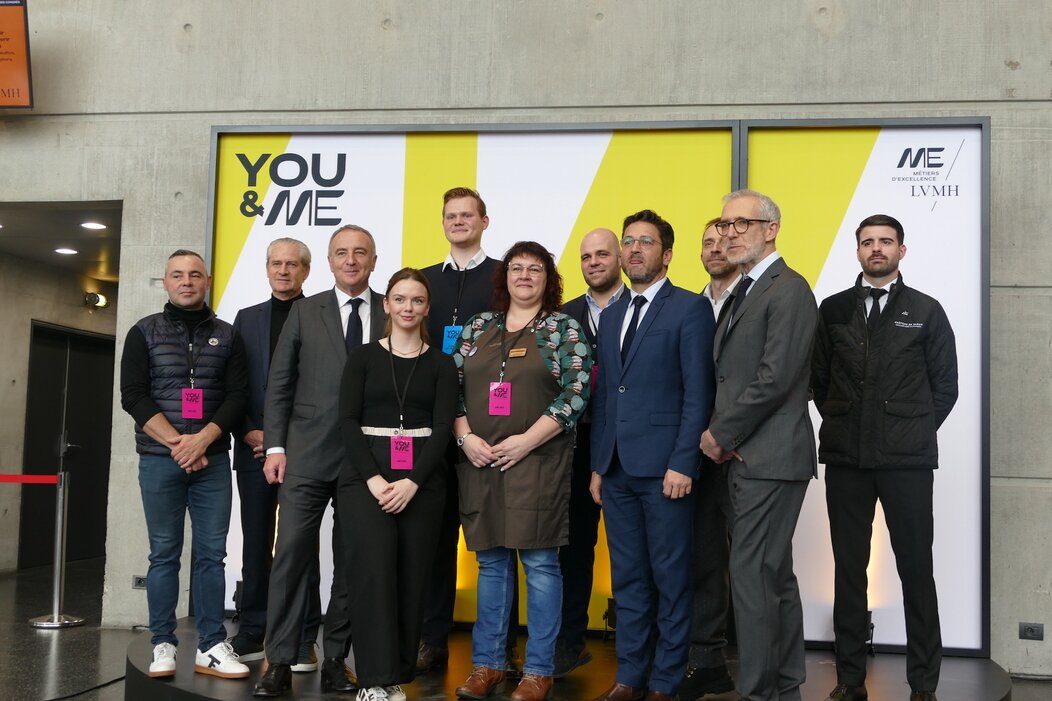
[360,426,433,438]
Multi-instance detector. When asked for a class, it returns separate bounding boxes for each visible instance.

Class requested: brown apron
[457,320,574,551]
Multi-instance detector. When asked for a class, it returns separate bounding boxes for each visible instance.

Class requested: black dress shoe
[415,642,449,673]
[320,657,356,692]
[679,664,735,699]
[825,683,868,701]
[253,663,292,697]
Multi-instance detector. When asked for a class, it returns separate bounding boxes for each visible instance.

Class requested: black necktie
[867,288,887,331]
[345,298,364,352]
[729,275,753,322]
[621,296,646,363]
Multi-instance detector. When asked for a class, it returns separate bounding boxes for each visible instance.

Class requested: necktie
[345,298,364,353]
[621,296,646,363]
[867,288,887,331]
[729,275,753,322]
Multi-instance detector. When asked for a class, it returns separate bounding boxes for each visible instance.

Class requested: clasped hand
[367,475,418,514]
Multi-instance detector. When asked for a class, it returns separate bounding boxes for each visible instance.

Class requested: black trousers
[825,465,941,692]
[235,469,321,643]
[339,479,446,687]
[264,472,352,663]
[687,459,733,668]
[556,423,601,654]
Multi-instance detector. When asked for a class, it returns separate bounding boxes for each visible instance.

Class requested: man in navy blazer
[228,238,322,667]
[589,210,716,701]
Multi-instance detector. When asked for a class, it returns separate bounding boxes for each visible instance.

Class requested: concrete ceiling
[0,201,121,283]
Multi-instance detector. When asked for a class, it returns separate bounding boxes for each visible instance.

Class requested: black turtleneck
[270,293,304,360]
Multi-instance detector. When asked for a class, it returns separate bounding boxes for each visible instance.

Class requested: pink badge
[390,436,413,470]
[181,388,203,419]
[488,382,512,416]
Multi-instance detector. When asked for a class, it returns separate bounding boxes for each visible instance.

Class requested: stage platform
[126,619,1012,700]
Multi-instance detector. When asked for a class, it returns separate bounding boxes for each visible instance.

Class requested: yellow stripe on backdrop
[212,133,292,307]
[559,129,734,299]
[401,132,479,269]
[746,128,880,287]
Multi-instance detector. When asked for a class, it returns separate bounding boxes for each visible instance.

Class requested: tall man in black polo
[253,225,386,697]
[120,249,250,680]
[556,227,625,677]
[229,237,322,670]
[812,214,958,701]
[417,187,502,672]
[681,218,739,700]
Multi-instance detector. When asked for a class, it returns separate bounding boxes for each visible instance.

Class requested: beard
[862,256,898,278]
[726,237,764,266]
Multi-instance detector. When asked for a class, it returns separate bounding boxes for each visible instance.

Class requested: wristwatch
[456,431,473,447]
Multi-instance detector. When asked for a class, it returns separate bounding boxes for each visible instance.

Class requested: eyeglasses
[715,218,771,236]
[621,235,659,249]
[507,264,545,277]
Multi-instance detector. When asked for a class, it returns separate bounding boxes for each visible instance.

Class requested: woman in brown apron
[450,241,592,701]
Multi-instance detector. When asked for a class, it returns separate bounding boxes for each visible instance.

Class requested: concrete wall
[0,254,117,570]
[1,0,1049,675]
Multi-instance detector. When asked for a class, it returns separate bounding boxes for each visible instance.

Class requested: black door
[19,322,115,569]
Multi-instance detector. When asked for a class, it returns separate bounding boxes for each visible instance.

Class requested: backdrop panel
[209,125,734,629]
[745,124,986,651]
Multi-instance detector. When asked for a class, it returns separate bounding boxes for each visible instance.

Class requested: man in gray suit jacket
[253,225,387,697]
[701,190,818,701]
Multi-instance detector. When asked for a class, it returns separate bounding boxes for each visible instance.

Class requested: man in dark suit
[253,225,387,697]
[417,187,507,674]
[812,214,957,701]
[590,210,716,701]
[556,227,625,678]
[681,218,740,700]
[229,238,323,671]
[701,190,818,701]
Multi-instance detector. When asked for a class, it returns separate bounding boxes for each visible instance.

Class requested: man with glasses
[681,218,740,700]
[811,214,957,701]
[590,210,715,701]
[701,190,817,701]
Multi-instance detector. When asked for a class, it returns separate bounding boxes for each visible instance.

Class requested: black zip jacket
[811,273,958,470]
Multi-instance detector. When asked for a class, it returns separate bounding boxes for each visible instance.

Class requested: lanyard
[450,265,468,326]
[388,342,423,433]
[497,314,537,382]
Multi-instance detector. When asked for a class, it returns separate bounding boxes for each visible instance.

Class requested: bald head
[580,227,622,294]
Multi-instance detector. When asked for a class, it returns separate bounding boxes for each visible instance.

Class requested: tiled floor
[1,558,1046,700]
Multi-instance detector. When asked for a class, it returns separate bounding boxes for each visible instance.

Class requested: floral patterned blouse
[452,311,593,431]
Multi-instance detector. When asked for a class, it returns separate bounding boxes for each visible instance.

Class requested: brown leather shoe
[456,665,506,699]
[510,673,553,700]
[644,693,674,701]
[592,682,646,701]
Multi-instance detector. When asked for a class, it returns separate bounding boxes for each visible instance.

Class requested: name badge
[508,347,527,358]
[390,436,413,470]
[488,382,512,416]
[442,325,463,354]
[181,388,203,419]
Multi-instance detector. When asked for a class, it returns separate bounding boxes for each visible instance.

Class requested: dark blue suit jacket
[231,299,273,472]
[590,279,715,479]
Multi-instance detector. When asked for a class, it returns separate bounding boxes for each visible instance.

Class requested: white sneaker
[194,640,250,679]
[356,687,389,701]
[385,684,407,701]
[149,642,177,678]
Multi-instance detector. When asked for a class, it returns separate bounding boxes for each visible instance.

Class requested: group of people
[120,185,958,701]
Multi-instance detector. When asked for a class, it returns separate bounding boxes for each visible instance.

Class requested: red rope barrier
[0,474,59,484]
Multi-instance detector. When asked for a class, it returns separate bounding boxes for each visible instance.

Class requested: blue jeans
[473,547,561,676]
[138,453,232,651]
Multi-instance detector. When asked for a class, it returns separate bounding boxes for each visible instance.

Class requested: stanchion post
[29,471,84,628]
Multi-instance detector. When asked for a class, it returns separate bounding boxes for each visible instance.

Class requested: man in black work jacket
[811,214,958,701]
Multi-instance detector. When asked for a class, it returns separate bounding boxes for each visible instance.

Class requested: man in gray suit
[701,190,818,701]
[253,225,387,697]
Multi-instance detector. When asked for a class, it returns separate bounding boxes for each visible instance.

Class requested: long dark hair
[490,241,563,314]
[383,267,432,344]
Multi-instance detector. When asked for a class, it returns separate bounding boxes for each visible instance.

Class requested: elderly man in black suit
[253,225,387,697]
[229,238,323,672]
